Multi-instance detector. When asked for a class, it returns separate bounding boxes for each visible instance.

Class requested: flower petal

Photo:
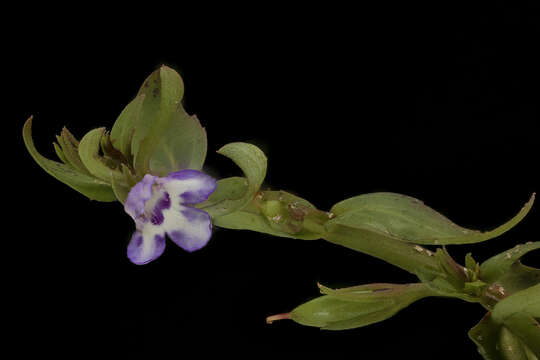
[124,174,157,220]
[127,229,166,265]
[158,169,217,205]
[163,206,212,252]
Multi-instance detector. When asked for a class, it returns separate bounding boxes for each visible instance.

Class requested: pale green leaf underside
[147,108,207,176]
[23,117,116,202]
[330,192,535,245]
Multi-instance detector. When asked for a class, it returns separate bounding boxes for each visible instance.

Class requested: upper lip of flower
[124,169,217,265]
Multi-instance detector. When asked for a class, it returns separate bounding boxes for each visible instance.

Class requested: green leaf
[55,127,92,175]
[201,176,249,210]
[53,141,69,164]
[110,164,138,204]
[132,66,183,159]
[211,188,324,240]
[211,197,321,240]
[147,106,207,176]
[78,128,123,182]
[110,175,131,204]
[288,283,432,330]
[133,65,207,176]
[492,284,540,323]
[330,192,535,245]
[469,313,506,360]
[324,222,442,278]
[200,142,267,218]
[480,242,540,285]
[110,93,145,160]
[501,314,540,358]
[469,314,539,360]
[23,117,116,202]
[491,285,540,356]
[498,326,537,360]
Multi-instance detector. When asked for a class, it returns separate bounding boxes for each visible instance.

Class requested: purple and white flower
[124,169,217,265]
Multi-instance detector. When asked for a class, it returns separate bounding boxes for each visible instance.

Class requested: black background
[8,2,540,358]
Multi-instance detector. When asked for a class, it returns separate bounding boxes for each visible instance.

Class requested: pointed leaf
[56,128,92,175]
[330,192,535,245]
[53,142,69,164]
[23,117,116,202]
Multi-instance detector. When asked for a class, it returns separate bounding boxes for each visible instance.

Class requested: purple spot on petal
[160,169,217,205]
[181,190,207,204]
[154,234,166,246]
[181,207,207,222]
[127,230,167,265]
[150,193,171,225]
